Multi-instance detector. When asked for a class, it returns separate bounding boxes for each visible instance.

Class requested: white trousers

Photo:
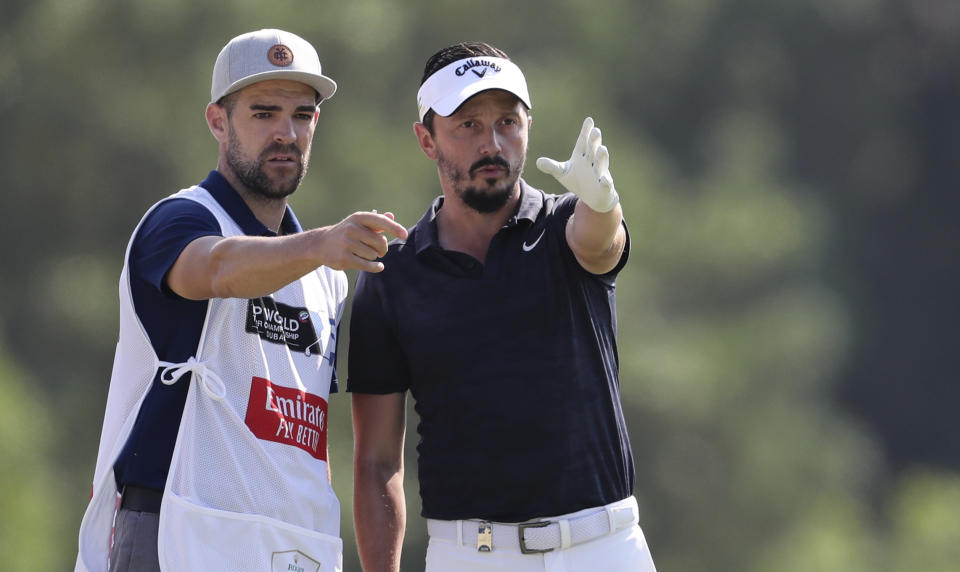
[425,498,657,572]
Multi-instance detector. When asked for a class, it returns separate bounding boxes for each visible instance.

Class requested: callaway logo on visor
[416,56,532,121]
[454,59,502,77]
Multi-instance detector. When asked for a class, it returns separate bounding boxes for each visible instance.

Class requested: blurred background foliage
[1,0,958,570]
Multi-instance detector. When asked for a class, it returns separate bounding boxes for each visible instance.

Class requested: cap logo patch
[455,59,502,78]
[267,44,294,67]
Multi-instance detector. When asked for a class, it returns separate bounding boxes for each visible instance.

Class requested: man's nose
[273,118,297,144]
[478,126,502,155]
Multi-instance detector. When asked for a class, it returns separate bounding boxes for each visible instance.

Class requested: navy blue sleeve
[130,198,222,298]
[346,268,410,394]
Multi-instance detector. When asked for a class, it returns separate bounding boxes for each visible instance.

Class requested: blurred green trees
[1,0,957,570]
[0,348,67,570]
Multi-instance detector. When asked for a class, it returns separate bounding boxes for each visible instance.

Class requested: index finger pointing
[575,117,595,157]
[361,212,408,240]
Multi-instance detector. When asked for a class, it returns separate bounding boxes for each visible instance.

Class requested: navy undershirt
[112,170,332,492]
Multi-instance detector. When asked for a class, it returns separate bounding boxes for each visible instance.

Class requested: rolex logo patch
[272,549,320,572]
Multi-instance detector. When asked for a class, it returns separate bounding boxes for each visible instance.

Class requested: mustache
[260,142,303,161]
[469,155,510,176]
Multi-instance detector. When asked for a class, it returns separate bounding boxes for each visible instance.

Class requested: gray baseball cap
[210,29,337,104]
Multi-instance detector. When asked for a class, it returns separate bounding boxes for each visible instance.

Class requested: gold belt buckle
[477,522,493,552]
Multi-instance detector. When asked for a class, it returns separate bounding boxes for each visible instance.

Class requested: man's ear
[413,122,439,160]
[205,102,229,144]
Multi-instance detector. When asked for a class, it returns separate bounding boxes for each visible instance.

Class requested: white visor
[416,56,532,121]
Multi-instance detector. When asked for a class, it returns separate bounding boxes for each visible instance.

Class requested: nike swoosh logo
[522,229,546,252]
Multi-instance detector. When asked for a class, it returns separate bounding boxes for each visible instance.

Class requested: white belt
[427,497,638,554]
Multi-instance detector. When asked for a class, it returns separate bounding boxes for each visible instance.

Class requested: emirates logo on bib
[245,377,327,460]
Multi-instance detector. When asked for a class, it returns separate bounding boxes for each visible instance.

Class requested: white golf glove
[536,117,620,213]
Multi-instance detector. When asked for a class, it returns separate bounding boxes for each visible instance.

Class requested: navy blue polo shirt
[112,170,335,492]
[347,180,635,522]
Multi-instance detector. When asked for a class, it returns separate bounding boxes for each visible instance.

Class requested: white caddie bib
[76,186,346,572]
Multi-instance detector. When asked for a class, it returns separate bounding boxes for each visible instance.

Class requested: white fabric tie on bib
[159,357,226,400]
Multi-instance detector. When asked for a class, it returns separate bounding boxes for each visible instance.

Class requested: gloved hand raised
[536,117,619,213]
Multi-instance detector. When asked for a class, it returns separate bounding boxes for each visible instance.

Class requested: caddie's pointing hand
[319,211,407,273]
[536,117,619,213]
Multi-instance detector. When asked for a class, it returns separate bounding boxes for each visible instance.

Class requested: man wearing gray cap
[349,42,656,571]
[76,29,406,572]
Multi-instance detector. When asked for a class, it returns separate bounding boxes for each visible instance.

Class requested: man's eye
[254,112,271,119]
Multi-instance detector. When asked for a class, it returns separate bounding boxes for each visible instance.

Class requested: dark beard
[438,153,524,214]
[225,130,308,200]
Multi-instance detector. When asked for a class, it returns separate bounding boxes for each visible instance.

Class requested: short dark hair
[216,91,240,117]
[420,42,511,135]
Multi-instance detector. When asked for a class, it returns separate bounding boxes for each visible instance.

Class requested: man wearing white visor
[349,42,657,571]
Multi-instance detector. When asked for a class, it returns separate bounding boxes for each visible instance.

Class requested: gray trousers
[109,508,160,572]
